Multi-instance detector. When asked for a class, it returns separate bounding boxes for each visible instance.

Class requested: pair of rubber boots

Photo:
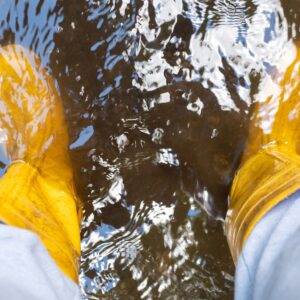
[0,43,299,282]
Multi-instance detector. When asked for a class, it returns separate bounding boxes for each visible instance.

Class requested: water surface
[0,0,299,299]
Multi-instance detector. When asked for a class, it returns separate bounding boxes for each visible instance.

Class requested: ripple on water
[0,0,299,299]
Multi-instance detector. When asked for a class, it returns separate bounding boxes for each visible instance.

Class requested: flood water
[0,0,299,299]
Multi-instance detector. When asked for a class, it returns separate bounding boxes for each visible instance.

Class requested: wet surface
[0,0,299,299]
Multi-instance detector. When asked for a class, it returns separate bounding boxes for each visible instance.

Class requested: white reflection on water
[81,199,175,296]
[79,0,297,297]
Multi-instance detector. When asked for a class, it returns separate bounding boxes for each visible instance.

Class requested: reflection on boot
[0,45,81,282]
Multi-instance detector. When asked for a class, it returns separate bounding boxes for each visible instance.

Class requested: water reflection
[0,0,299,299]
[0,0,62,65]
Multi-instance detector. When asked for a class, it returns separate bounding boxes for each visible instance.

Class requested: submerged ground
[0,0,299,299]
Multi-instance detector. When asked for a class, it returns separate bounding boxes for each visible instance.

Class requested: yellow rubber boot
[226,46,300,263]
[0,45,81,282]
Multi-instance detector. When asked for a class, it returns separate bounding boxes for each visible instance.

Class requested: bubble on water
[115,134,129,153]
[152,128,164,144]
[155,148,180,167]
[187,98,204,116]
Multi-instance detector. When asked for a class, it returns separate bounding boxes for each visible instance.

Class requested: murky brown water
[0,0,299,299]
